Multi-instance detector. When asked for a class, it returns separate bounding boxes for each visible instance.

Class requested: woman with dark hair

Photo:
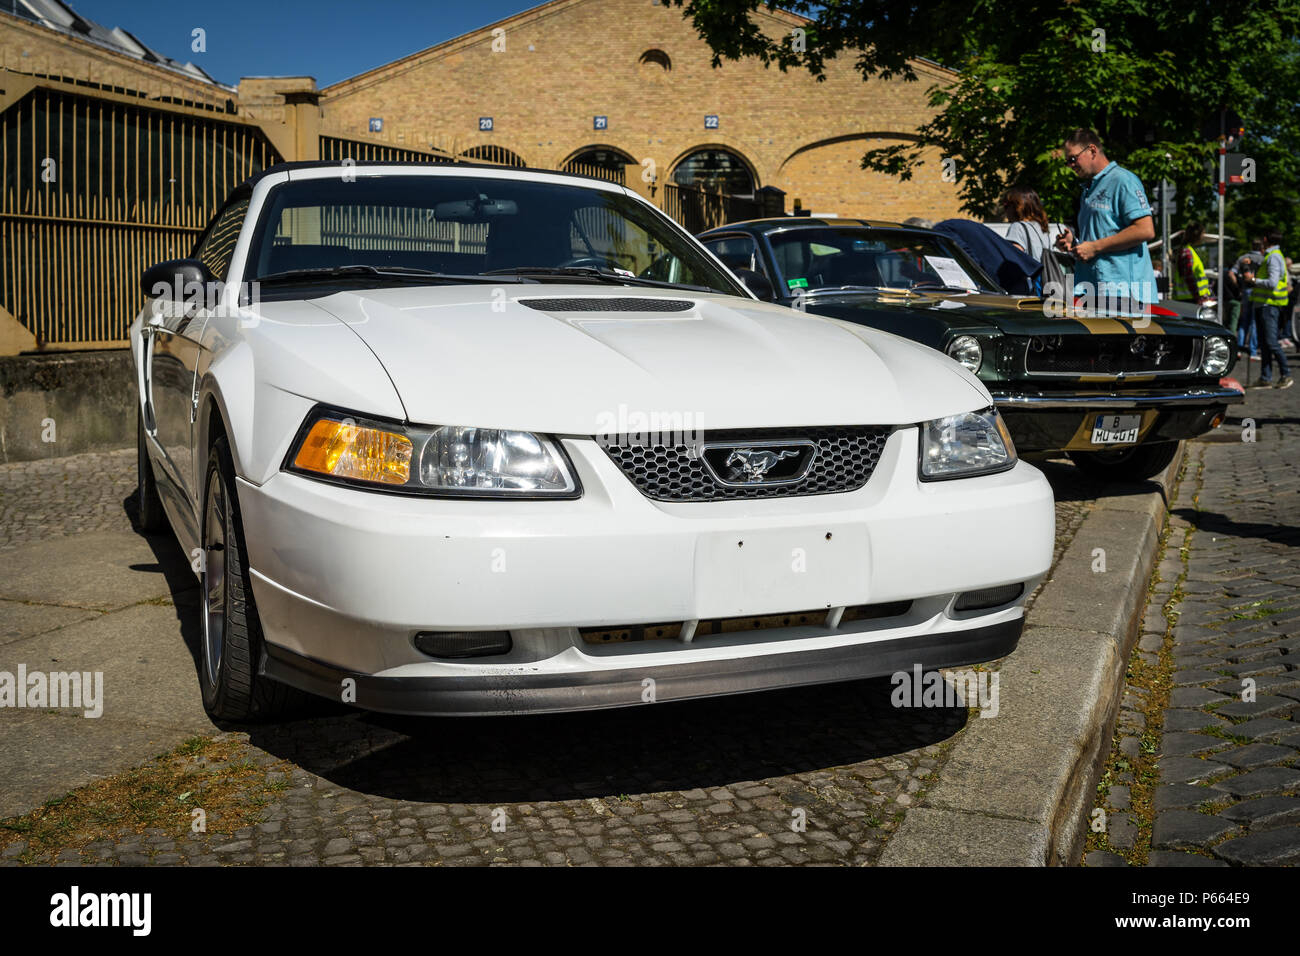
[1001,186,1052,259]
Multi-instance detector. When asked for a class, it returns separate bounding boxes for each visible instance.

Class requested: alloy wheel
[201,468,228,690]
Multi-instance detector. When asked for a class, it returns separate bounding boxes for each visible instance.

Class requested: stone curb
[880,444,1185,866]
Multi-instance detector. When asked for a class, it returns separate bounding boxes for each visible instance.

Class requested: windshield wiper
[257,265,532,286]
[809,284,982,296]
[480,266,716,293]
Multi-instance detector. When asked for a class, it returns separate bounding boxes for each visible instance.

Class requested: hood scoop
[518,297,695,313]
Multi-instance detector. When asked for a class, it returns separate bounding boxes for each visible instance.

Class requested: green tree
[669,1,1300,243]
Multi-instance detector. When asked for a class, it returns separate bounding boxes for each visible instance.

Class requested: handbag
[1039,245,1071,302]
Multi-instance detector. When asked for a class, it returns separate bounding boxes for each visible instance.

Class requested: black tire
[136,408,168,533]
[199,435,296,722]
[1068,441,1180,483]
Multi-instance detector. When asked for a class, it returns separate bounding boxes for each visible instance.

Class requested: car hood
[299,285,990,433]
[799,289,1224,337]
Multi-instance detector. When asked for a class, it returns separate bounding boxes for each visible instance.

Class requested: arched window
[564,147,635,184]
[458,145,527,168]
[672,148,756,196]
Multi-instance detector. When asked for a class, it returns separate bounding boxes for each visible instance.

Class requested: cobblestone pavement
[1087,361,1300,866]
[0,445,1089,866]
[0,449,136,550]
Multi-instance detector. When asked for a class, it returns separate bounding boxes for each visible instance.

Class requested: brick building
[320,0,964,221]
[0,0,965,352]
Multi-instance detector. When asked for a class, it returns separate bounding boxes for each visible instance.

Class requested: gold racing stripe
[1121,314,1166,334]
[1073,316,1130,334]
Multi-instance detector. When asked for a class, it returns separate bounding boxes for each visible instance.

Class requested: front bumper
[992,385,1243,452]
[236,426,1054,715]
[261,617,1023,715]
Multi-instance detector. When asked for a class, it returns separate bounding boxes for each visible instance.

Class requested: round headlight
[1202,336,1231,375]
[945,335,983,373]
[1196,302,1219,323]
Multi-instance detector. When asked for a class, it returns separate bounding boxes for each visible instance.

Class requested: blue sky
[67,0,550,86]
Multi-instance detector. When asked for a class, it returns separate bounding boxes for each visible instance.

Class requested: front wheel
[199,435,295,722]
[1067,441,1180,483]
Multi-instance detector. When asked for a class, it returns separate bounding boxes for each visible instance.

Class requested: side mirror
[734,268,776,302]
[142,258,216,303]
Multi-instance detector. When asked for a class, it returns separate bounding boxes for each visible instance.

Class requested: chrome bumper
[990,386,1244,410]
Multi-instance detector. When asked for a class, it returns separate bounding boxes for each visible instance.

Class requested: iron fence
[1,83,278,345]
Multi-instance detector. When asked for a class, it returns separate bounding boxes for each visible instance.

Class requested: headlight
[1201,336,1231,375]
[945,335,983,373]
[920,406,1016,480]
[287,409,579,497]
[1196,302,1218,323]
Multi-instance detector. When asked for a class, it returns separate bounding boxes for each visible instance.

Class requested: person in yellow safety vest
[1172,222,1212,302]
[1243,229,1292,388]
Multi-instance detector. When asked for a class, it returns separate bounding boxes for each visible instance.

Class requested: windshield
[245,175,745,295]
[765,227,1004,295]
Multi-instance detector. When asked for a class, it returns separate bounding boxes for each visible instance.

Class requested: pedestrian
[1000,185,1054,259]
[1282,257,1298,349]
[1224,252,1243,337]
[1054,129,1158,313]
[1233,238,1265,357]
[1171,222,1212,304]
[1243,229,1292,388]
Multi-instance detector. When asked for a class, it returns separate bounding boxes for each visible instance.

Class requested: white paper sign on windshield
[922,256,978,290]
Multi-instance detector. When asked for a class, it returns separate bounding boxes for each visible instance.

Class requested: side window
[196,198,250,280]
[705,236,768,278]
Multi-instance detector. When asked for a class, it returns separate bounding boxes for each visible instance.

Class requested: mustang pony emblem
[725,447,799,482]
[1130,335,1172,366]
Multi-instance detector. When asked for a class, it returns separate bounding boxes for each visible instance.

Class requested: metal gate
[1,81,279,346]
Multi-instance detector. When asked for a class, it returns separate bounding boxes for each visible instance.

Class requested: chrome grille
[601,426,892,501]
[1022,335,1197,376]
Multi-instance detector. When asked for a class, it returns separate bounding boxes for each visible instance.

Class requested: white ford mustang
[131,162,1054,720]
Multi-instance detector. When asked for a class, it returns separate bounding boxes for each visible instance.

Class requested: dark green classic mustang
[699,218,1242,481]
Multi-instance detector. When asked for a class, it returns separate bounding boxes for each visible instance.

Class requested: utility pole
[1218,108,1227,317]
[1159,179,1173,286]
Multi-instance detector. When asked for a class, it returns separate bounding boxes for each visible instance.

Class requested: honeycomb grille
[519,297,694,312]
[601,426,893,501]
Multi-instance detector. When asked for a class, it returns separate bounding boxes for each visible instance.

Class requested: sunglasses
[1064,146,1093,167]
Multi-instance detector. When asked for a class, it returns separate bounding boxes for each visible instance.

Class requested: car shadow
[1034,457,1166,505]
[240,676,971,805]
[1237,416,1300,428]
[117,495,974,806]
[122,492,204,674]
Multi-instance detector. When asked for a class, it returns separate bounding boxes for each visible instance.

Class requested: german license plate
[1091,413,1141,445]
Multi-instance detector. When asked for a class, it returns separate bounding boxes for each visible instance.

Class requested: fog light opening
[954,583,1024,612]
[413,630,512,659]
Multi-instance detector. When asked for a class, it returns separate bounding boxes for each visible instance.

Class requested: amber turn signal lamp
[293,418,412,485]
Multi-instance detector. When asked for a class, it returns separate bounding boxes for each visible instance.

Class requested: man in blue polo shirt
[1054,128,1158,311]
